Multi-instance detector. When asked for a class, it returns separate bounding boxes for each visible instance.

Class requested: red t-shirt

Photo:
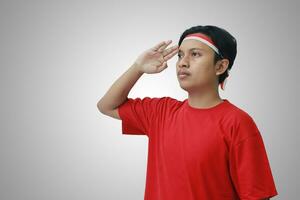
[118,96,278,200]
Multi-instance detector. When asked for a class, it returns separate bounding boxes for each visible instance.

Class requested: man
[97,25,278,200]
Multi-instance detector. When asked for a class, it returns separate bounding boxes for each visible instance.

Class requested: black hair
[178,25,237,85]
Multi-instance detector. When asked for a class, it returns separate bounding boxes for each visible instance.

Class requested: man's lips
[178,70,191,76]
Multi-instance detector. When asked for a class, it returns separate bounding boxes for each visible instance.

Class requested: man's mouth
[178,74,189,79]
[178,70,191,78]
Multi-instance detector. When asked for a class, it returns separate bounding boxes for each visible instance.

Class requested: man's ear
[215,59,229,76]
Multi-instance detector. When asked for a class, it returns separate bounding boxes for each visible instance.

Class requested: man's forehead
[179,39,208,51]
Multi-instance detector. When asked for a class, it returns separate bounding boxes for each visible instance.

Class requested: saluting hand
[134,40,179,74]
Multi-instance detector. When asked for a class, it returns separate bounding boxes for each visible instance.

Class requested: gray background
[0,0,299,199]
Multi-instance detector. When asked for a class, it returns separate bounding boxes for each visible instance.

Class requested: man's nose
[178,56,189,68]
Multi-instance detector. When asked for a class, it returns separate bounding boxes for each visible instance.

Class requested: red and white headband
[183,33,222,56]
[182,33,229,91]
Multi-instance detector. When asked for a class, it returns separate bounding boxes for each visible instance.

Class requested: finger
[151,41,166,51]
[163,48,179,61]
[162,45,179,57]
[157,40,172,52]
[157,61,168,72]
[158,40,172,52]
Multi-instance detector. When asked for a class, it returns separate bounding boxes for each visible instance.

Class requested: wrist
[132,62,144,75]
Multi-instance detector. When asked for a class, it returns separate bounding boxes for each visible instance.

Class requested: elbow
[97,99,114,115]
[97,100,105,114]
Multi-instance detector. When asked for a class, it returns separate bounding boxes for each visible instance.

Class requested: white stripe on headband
[182,35,221,55]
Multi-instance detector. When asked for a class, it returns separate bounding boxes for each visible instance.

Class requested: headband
[182,33,229,91]
[182,33,223,58]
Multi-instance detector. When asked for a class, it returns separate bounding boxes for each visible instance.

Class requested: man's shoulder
[224,100,256,125]
[142,96,183,104]
[145,96,186,115]
[128,96,183,110]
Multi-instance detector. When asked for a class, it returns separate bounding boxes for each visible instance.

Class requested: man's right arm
[96,40,178,120]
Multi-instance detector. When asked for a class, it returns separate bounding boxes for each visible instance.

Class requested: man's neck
[187,89,223,109]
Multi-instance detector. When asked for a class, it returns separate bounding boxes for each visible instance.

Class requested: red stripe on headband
[185,33,216,46]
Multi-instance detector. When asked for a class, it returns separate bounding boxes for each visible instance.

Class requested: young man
[97,25,278,200]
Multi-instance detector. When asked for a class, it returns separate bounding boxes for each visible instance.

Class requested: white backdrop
[0,0,299,199]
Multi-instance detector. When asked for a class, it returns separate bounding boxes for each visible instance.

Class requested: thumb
[159,61,168,72]
[164,62,168,69]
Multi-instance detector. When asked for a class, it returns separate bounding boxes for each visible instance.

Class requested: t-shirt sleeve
[117,97,162,137]
[229,113,278,199]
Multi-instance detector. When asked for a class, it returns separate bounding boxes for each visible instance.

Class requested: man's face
[176,39,219,92]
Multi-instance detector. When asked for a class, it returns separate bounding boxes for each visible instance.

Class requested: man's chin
[178,83,192,92]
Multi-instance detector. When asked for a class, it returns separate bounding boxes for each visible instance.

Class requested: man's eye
[192,52,201,57]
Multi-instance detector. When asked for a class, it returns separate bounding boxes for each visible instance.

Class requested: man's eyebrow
[178,48,205,52]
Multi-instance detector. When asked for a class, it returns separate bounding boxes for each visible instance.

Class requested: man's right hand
[134,40,179,74]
